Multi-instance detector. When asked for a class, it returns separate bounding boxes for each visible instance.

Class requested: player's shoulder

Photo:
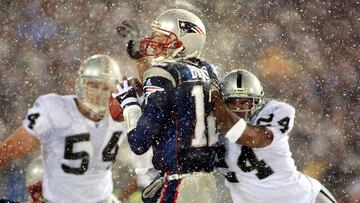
[36,93,71,104]
[35,93,75,128]
[260,99,295,117]
[36,93,75,110]
[196,59,219,80]
[143,58,218,86]
[253,99,296,136]
[252,99,296,126]
[143,60,180,87]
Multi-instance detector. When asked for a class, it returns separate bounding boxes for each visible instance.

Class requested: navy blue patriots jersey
[128,59,219,175]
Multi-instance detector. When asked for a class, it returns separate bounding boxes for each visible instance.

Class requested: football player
[113,9,220,203]
[25,156,121,203]
[0,55,127,203]
[215,69,337,203]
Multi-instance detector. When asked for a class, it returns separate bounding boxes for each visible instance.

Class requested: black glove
[126,39,144,60]
[117,20,144,60]
[116,20,140,40]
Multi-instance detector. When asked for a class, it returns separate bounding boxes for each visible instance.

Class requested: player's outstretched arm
[213,93,273,148]
[0,126,40,168]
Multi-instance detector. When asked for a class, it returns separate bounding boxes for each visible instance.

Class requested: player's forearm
[0,127,40,167]
[127,129,152,155]
[0,142,13,167]
[214,95,240,133]
[236,125,273,148]
[122,105,152,155]
[217,110,240,133]
[0,141,28,167]
[214,93,273,147]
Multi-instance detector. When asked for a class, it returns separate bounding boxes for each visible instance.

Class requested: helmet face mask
[140,26,182,57]
[225,97,261,120]
[76,78,113,117]
[221,69,264,121]
[140,9,206,61]
[75,55,122,119]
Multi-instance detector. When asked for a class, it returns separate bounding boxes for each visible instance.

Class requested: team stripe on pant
[158,179,182,203]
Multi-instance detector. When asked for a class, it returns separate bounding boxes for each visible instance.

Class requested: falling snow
[0,0,358,202]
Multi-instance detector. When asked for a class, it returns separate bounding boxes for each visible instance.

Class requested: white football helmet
[221,69,264,119]
[140,9,206,60]
[75,54,122,118]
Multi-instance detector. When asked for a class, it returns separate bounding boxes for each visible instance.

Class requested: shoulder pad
[254,99,295,135]
[38,93,73,129]
[263,100,295,117]
[195,59,219,80]
[143,65,178,87]
[202,63,219,79]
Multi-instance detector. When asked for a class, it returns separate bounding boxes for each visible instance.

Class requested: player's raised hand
[112,80,139,109]
[117,20,144,60]
[117,20,140,40]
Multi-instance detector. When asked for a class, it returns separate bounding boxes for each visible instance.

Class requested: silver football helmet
[75,54,122,118]
[221,69,264,119]
[26,156,43,187]
[140,9,206,60]
[26,156,44,202]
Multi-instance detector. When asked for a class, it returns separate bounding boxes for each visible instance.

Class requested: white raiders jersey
[223,99,322,203]
[23,93,127,203]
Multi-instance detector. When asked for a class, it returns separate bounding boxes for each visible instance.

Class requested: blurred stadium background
[0,0,358,202]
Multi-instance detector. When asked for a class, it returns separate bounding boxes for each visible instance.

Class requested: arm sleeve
[22,96,54,140]
[127,75,175,155]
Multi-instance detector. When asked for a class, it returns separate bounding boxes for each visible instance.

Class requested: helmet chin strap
[150,55,166,65]
[169,46,198,61]
[182,50,199,60]
[150,46,199,64]
[170,46,185,58]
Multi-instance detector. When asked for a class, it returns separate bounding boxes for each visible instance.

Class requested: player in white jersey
[0,55,126,203]
[214,69,337,203]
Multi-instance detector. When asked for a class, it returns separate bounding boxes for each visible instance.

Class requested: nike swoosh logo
[120,93,128,99]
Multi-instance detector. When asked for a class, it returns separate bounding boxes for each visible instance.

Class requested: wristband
[225,118,247,143]
[123,105,141,132]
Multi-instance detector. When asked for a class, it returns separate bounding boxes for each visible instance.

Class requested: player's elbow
[128,135,150,155]
[130,145,148,155]
[259,128,273,147]
[239,126,273,148]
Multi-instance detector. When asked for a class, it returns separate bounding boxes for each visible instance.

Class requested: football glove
[117,20,140,40]
[127,39,144,60]
[112,80,139,109]
[117,20,144,60]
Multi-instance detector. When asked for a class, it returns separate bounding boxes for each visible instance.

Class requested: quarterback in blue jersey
[114,9,219,203]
